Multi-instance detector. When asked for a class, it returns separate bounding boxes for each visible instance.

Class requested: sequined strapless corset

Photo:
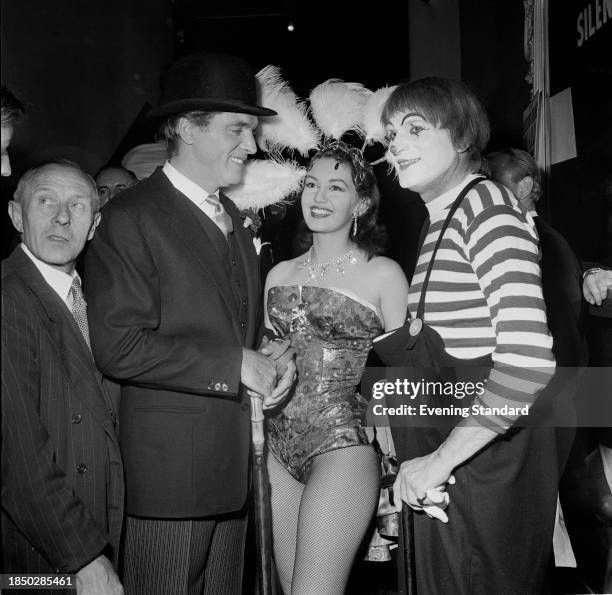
[266,285,383,482]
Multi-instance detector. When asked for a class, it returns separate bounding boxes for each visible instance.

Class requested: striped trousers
[122,513,247,595]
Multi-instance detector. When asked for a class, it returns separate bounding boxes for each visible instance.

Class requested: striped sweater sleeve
[461,182,555,430]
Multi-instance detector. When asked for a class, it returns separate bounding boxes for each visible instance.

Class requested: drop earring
[352,213,358,237]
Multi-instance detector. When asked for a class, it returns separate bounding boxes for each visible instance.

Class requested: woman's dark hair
[382,77,490,170]
[300,140,387,258]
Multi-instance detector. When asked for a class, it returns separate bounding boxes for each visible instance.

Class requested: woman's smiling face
[301,157,363,235]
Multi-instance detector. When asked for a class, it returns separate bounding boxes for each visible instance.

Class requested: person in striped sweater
[376,77,561,594]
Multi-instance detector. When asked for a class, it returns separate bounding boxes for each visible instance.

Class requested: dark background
[4,1,607,273]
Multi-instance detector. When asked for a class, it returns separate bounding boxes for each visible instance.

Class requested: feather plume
[225,159,306,210]
[255,65,320,156]
[309,79,372,140]
[362,85,397,145]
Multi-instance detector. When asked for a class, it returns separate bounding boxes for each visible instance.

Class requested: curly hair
[301,140,387,258]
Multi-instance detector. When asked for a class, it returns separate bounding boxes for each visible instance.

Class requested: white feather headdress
[225,69,392,212]
[255,65,320,157]
[309,79,372,140]
[362,85,397,145]
[225,159,306,210]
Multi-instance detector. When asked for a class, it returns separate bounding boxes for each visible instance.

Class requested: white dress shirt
[20,243,79,311]
[162,161,220,221]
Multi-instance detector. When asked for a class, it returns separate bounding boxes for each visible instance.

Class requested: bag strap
[417,177,487,320]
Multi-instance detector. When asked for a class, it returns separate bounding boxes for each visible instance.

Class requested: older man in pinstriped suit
[1,161,124,594]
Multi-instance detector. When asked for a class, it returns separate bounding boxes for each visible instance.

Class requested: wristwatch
[583,267,603,280]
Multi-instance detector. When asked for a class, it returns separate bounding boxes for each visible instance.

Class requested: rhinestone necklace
[300,246,358,281]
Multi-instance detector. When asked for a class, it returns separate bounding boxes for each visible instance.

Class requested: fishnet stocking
[267,445,380,595]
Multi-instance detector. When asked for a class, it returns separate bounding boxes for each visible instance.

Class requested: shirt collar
[162,161,219,206]
[425,173,482,216]
[20,243,77,309]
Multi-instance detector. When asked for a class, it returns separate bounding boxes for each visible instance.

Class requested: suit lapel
[152,174,243,342]
[7,249,117,437]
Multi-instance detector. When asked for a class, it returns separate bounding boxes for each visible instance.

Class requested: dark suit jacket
[1,247,124,574]
[84,168,260,518]
[534,215,588,367]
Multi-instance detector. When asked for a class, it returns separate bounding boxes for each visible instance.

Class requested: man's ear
[7,200,23,233]
[516,175,534,201]
[87,211,102,241]
[177,117,196,146]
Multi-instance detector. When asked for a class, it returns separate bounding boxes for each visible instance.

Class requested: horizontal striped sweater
[408,174,555,431]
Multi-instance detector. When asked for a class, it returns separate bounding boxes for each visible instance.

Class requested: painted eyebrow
[400,112,427,126]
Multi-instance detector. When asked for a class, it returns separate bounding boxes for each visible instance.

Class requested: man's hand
[76,555,123,595]
[583,269,612,306]
[263,357,296,410]
[241,348,277,399]
[392,450,454,515]
[259,337,295,376]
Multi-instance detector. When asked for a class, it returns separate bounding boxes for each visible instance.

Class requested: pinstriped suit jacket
[1,247,124,574]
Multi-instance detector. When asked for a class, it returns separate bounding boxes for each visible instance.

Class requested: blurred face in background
[95,166,137,206]
[1,121,14,177]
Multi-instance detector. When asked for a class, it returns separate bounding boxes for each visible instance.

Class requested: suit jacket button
[71,414,82,424]
[241,300,247,307]
[241,403,249,411]
[76,463,87,474]
[222,383,228,391]
[231,258,237,266]
[241,322,246,329]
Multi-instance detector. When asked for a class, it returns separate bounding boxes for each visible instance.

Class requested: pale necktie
[70,277,91,350]
[204,195,233,238]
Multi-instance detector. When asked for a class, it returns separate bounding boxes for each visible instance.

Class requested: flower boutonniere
[240,208,269,255]
[240,208,263,236]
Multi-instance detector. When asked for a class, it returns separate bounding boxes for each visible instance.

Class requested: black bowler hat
[148,52,276,118]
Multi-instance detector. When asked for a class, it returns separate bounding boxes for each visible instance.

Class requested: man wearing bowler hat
[84,53,295,594]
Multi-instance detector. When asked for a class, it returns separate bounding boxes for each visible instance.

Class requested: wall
[1,0,174,176]
[408,0,462,80]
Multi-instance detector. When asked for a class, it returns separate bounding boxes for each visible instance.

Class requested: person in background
[486,147,588,368]
[2,161,124,595]
[121,140,167,181]
[583,266,612,306]
[94,165,137,207]
[1,86,23,177]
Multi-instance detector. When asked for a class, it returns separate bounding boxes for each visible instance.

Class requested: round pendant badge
[409,318,423,336]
